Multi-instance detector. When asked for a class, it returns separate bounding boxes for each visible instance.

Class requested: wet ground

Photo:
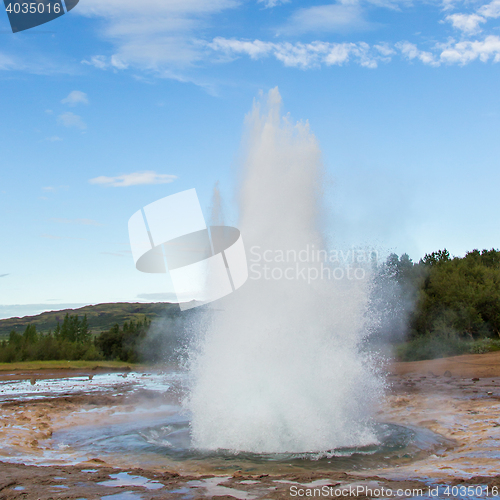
[1,353,500,499]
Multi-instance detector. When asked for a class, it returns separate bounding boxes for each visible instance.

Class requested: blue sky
[1,0,500,318]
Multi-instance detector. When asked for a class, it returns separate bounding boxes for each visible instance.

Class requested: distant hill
[0,302,181,339]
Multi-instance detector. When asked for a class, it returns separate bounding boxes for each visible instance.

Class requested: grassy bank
[395,336,500,362]
[0,360,145,371]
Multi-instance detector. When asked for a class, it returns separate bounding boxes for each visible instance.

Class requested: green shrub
[394,333,471,361]
[395,336,500,361]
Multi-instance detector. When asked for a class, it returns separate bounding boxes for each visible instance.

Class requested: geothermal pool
[0,369,450,474]
[2,366,500,499]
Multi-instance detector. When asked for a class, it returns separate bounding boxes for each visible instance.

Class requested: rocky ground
[1,353,500,499]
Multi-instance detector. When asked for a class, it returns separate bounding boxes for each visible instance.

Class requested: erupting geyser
[185,88,384,454]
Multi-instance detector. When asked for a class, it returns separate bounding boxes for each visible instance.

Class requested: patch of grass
[394,335,500,362]
[468,339,500,354]
[0,360,146,371]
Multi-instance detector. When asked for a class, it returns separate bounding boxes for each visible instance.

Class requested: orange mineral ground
[1,355,500,499]
[391,350,500,378]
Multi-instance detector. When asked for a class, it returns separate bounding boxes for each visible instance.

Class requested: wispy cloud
[89,171,177,187]
[0,50,77,75]
[82,55,108,69]
[76,0,238,79]
[444,0,500,36]
[478,0,500,19]
[210,33,500,68]
[397,36,500,66]
[61,90,89,106]
[0,52,17,71]
[50,218,103,226]
[45,136,63,142]
[82,55,128,70]
[258,0,290,8]
[438,35,500,64]
[281,3,373,35]
[446,13,486,34]
[58,112,87,130]
[0,274,9,278]
[396,41,439,65]
[209,37,391,68]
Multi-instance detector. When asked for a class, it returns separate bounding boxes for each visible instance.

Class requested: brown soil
[391,350,500,378]
[1,354,500,499]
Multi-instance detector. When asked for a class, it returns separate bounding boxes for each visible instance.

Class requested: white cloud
[282,3,372,35]
[210,38,273,60]
[209,38,387,68]
[89,171,177,187]
[61,90,89,106]
[446,13,486,34]
[45,136,63,142]
[82,55,108,69]
[76,0,239,77]
[50,218,103,226]
[0,50,78,75]
[110,55,129,69]
[257,0,290,8]
[0,52,17,71]
[395,36,500,66]
[57,112,87,130]
[441,0,459,11]
[396,41,439,65]
[211,34,500,69]
[438,35,500,64]
[479,0,500,18]
[76,0,237,17]
[443,0,500,38]
[374,43,396,57]
[82,55,128,70]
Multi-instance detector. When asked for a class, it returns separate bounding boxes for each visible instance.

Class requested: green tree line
[374,248,500,360]
[0,313,153,363]
[4,249,500,363]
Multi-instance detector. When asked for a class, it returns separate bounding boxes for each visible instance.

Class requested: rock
[472,378,480,382]
[444,371,452,377]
